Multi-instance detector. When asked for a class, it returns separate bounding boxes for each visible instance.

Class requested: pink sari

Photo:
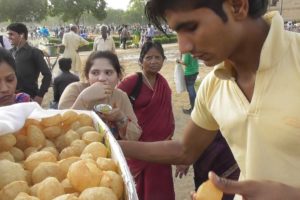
[118,73,175,200]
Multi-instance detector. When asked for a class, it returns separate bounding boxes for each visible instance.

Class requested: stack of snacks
[0,110,131,200]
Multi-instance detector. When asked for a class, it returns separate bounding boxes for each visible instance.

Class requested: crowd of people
[1,0,300,199]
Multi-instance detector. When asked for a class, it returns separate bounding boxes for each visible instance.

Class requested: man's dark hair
[58,58,72,72]
[7,22,28,40]
[145,0,268,33]
[0,47,17,72]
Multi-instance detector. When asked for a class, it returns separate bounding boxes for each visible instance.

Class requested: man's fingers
[209,171,248,196]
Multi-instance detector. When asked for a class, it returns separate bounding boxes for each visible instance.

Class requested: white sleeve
[3,36,12,50]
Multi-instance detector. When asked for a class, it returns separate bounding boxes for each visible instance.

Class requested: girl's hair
[139,41,166,64]
[145,0,268,33]
[0,47,17,72]
[84,51,124,79]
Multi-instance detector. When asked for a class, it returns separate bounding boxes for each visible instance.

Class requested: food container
[0,103,138,200]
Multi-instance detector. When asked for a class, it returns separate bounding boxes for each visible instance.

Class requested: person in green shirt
[177,53,199,114]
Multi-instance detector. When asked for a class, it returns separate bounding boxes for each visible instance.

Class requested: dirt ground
[41,43,213,200]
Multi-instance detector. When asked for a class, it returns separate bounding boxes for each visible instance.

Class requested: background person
[7,22,51,105]
[0,35,12,50]
[0,47,30,106]
[62,25,89,75]
[93,25,116,54]
[51,58,79,109]
[119,0,300,199]
[118,41,175,200]
[58,51,141,141]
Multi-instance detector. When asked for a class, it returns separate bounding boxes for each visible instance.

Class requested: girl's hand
[79,82,113,102]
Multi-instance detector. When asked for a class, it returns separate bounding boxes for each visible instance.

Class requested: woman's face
[0,62,17,106]
[141,47,164,74]
[88,58,119,87]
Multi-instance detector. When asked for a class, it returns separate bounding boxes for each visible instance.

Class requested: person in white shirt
[93,25,116,54]
[0,35,12,50]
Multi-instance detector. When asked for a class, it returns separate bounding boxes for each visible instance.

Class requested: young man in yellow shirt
[120,0,300,199]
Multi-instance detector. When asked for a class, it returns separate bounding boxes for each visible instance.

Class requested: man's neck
[229,18,270,78]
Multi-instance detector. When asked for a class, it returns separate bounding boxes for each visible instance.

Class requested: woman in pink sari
[118,42,175,200]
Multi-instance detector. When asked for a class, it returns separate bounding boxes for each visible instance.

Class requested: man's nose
[177,34,193,54]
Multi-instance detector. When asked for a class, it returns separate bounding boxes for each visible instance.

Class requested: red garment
[118,73,175,200]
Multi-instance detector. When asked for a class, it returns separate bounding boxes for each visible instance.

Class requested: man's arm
[119,119,217,165]
[33,48,52,99]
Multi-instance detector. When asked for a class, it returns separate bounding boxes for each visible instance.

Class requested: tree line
[0,0,146,25]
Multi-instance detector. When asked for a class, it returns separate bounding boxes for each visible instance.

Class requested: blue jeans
[185,73,198,109]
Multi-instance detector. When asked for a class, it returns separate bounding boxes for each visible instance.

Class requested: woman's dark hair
[7,22,28,40]
[58,58,72,72]
[139,41,166,64]
[145,0,269,33]
[84,51,124,79]
[0,47,17,72]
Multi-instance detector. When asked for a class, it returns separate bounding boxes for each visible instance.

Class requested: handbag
[174,63,186,93]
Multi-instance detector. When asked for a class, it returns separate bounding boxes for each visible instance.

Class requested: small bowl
[94,104,112,114]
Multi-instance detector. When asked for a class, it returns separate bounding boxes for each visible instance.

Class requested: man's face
[165,3,242,66]
[101,27,107,38]
[7,30,23,47]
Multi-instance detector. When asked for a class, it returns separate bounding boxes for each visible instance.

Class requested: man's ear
[229,0,249,19]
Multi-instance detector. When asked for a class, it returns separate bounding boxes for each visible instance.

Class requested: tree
[48,0,107,25]
[125,0,146,24]
[0,0,47,22]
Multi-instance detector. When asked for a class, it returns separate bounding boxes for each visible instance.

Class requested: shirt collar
[214,11,288,80]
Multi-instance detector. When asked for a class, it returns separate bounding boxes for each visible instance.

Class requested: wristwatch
[116,116,128,127]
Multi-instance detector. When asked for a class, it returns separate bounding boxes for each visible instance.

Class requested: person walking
[7,23,51,105]
[62,25,89,75]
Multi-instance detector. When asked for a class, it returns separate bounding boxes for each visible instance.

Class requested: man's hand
[175,165,189,178]
[33,96,43,105]
[205,171,300,200]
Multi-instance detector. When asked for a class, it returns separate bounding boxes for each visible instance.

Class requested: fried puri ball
[195,179,223,200]
[78,187,117,200]
[32,162,64,184]
[0,160,26,189]
[81,142,108,160]
[37,177,65,200]
[24,118,42,128]
[78,113,93,127]
[53,193,79,200]
[15,134,28,151]
[57,157,81,178]
[62,110,79,125]
[41,114,62,127]
[67,160,102,192]
[99,170,124,199]
[59,146,81,160]
[24,147,39,158]
[0,134,16,151]
[70,140,87,154]
[26,125,46,148]
[41,146,59,159]
[64,130,80,146]
[0,181,29,200]
[75,126,96,137]
[61,179,77,194]
[24,151,57,172]
[14,192,39,200]
[81,131,103,144]
[96,157,118,172]
[9,147,25,162]
[0,151,15,162]
[43,126,62,139]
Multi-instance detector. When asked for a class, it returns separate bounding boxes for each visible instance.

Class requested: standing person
[93,25,116,54]
[118,41,175,200]
[119,0,300,199]
[51,58,79,109]
[0,47,30,106]
[145,23,155,42]
[177,53,199,114]
[0,35,12,50]
[62,25,89,75]
[58,51,141,141]
[7,23,51,105]
[120,25,130,50]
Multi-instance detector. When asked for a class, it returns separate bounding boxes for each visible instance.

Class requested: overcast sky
[106,0,130,10]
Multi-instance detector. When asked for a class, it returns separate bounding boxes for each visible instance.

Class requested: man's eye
[185,24,197,31]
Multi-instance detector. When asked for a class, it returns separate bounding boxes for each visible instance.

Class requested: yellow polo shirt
[192,11,300,188]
